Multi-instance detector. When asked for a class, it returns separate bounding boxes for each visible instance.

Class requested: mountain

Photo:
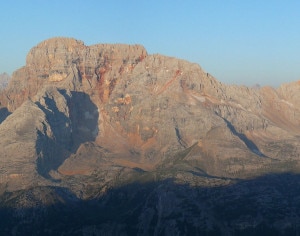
[0,37,300,235]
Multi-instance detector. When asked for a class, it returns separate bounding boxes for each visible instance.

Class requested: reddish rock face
[1,37,147,111]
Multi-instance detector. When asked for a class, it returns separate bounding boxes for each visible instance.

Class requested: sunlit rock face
[0,37,300,235]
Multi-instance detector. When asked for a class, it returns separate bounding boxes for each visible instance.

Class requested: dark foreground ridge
[1,173,300,235]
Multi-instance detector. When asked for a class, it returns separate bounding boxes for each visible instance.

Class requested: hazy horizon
[1,0,299,87]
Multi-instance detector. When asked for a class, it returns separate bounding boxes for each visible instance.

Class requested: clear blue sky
[1,0,299,87]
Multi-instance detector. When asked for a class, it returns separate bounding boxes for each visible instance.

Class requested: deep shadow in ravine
[35,90,99,179]
[222,117,267,157]
[0,107,11,124]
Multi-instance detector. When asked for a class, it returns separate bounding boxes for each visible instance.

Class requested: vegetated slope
[0,37,300,235]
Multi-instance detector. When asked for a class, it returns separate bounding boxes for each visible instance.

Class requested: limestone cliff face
[0,37,300,191]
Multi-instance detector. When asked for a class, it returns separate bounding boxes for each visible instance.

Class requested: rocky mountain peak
[26,37,86,75]
[1,37,147,110]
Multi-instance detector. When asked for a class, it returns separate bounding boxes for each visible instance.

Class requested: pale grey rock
[0,72,10,90]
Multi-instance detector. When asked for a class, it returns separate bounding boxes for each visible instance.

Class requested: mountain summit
[0,37,300,235]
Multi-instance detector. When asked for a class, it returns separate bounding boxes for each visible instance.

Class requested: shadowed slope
[1,173,300,235]
[35,88,99,178]
[0,107,11,124]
